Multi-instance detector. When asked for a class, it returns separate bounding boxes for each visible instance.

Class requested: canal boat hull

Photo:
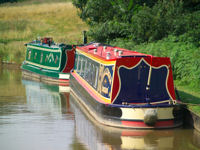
[70,43,183,129]
[22,63,70,86]
[70,73,183,129]
[70,92,183,150]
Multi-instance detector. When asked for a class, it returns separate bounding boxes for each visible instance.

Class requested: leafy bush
[0,0,22,4]
[130,0,185,43]
[88,21,131,43]
[72,0,156,42]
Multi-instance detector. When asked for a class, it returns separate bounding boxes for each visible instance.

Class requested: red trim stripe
[121,120,174,128]
[59,79,69,86]
[71,72,109,104]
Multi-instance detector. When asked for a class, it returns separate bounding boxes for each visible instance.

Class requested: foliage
[72,0,158,42]
[73,0,200,44]
[130,0,186,43]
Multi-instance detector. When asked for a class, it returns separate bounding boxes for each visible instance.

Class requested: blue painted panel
[149,67,170,101]
[114,60,170,104]
[115,61,149,104]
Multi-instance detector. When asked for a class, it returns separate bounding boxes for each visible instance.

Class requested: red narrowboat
[70,43,182,129]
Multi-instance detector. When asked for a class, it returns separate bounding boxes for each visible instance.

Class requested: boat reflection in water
[21,79,200,150]
[70,93,200,150]
[0,78,75,150]
[22,79,72,116]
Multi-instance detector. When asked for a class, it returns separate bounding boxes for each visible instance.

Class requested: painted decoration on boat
[21,37,75,86]
[74,50,115,99]
[70,43,183,129]
[111,55,175,105]
[26,46,61,70]
[113,59,171,104]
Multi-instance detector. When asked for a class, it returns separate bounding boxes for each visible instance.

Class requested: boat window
[94,66,99,88]
[80,58,84,76]
[84,60,88,79]
[76,55,80,72]
[78,57,82,74]
[91,64,95,86]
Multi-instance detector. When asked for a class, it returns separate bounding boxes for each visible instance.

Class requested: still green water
[0,66,200,150]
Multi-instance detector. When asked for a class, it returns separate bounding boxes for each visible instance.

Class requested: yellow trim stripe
[76,49,116,65]
[25,60,61,70]
[27,45,59,52]
[74,70,111,103]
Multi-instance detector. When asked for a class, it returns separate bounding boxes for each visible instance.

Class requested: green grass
[0,0,88,64]
[188,105,200,117]
[176,85,200,104]
[176,85,200,116]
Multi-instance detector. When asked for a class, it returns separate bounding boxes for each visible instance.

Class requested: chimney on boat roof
[83,31,87,44]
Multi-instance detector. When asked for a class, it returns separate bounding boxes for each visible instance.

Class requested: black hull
[70,74,183,129]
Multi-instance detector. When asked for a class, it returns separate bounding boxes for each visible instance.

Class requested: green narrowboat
[21,37,75,86]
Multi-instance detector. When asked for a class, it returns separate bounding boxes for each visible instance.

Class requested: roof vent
[106,52,111,59]
[103,46,107,52]
[94,43,100,47]
[94,48,97,54]
[118,50,123,57]
[114,48,118,56]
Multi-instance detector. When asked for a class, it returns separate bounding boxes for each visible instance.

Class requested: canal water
[0,66,200,150]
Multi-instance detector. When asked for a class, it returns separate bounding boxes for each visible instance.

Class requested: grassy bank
[176,85,200,116]
[0,0,88,64]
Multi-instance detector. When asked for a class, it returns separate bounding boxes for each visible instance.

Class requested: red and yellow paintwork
[70,43,182,129]
[74,43,176,104]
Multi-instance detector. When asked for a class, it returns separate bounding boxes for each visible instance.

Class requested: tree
[72,0,200,43]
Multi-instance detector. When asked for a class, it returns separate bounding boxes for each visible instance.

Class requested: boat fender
[144,109,157,126]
